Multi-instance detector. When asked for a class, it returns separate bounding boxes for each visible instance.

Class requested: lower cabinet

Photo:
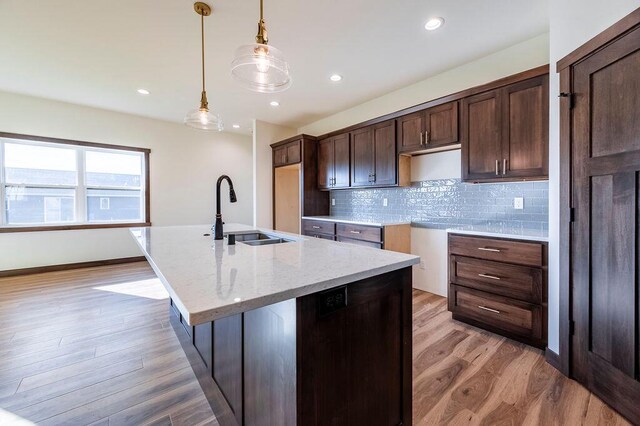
[448,233,547,348]
[302,219,411,254]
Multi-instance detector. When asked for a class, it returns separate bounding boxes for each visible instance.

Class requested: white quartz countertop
[446,225,548,242]
[130,224,419,325]
[302,216,411,227]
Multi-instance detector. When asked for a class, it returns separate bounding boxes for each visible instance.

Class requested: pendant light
[184,2,223,131]
[230,0,291,93]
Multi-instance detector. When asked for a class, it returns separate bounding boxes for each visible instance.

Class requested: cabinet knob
[478,273,501,280]
[502,159,507,176]
[495,159,500,176]
[478,247,501,253]
[425,131,430,144]
[420,132,424,145]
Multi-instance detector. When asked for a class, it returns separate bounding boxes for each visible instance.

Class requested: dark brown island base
[170,267,412,426]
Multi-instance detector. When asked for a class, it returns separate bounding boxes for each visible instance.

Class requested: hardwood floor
[0,262,630,425]
[412,290,630,425]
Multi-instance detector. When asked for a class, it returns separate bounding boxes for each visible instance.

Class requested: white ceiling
[0,0,548,135]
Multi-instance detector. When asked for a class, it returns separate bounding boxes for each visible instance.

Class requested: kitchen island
[131,224,419,426]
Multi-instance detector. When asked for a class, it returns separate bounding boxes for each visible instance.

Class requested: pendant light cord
[260,0,264,20]
[201,13,206,92]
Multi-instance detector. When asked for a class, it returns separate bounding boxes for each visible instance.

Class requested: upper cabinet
[318,133,350,189]
[351,120,398,187]
[273,140,301,167]
[462,74,549,182]
[397,101,459,153]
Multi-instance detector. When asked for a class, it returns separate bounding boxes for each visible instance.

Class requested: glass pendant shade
[184,107,224,131]
[231,43,291,93]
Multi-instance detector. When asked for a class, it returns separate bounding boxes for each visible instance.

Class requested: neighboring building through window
[0,133,149,230]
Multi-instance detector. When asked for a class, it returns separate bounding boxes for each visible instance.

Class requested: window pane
[4,142,77,185]
[6,187,75,224]
[86,151,142,187]
[87,189,142,222]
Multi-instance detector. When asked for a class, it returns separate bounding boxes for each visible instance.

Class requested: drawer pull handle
[478,273,501,280]
[312,226,321,229]
[350,230,361,234]
[478,247,501,252]
[478,305,501,314]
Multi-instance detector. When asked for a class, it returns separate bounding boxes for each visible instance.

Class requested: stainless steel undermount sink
[228,232,292,246]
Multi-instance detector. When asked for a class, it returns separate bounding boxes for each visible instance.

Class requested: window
[0,133,150,231]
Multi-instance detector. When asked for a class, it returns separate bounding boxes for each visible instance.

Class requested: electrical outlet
[419,261,426,270]
[331,198,335,206]
[383,198,388,207]
[514,197,524,210]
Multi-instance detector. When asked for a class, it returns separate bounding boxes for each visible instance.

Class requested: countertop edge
[302,216,411,227]
[446,228,549,243]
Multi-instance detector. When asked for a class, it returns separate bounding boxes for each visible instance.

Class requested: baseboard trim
[545,347,561,371]
[0,256,148,278]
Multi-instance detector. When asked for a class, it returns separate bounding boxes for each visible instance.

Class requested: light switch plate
[514,197,524,210]
[383,198,388,207]
[331,198,335,206]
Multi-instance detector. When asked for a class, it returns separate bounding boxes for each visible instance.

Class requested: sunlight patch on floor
[93,278,169,300]
[0,409,36,426]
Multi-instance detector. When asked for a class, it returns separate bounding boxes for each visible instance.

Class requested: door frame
[557,6,640,377]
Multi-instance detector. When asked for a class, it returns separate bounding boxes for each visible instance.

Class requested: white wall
[252,120,296,228]
[547,1,638,353]
[0,91,253,271]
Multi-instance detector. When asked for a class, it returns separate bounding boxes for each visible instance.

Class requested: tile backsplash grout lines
[330,179,549,230]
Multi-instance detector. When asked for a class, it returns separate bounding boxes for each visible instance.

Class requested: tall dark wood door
[571,25,640,423]
[502,75,548,179]
[461,90,502,181]
[372,120,397,186]
[333,133,350,188]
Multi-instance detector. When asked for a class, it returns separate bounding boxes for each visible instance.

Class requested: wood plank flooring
[0,262,630,425]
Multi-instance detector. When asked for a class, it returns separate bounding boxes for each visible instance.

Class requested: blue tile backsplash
[330,179,549,230]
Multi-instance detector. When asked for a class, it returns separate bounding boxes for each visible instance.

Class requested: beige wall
[547,1,638,353]
[0,90,253,271]
[253,120,296,228]
[298,33,550,136]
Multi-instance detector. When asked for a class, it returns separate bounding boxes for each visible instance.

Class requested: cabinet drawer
[336,223,382,243]
[337,236,382,249]
[449,285,543,341]
[450,255,543,304]
[303,231,335,240]
[302,220,335,235]
[448,234,543,267]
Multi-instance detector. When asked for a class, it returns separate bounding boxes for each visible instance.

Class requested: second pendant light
[231,0,292,93]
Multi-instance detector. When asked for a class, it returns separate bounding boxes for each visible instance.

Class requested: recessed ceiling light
[330,74,342,82]
[232,124,240,129]
[137,88,150,95]
[270,101,280,107]
[424,17,444,31]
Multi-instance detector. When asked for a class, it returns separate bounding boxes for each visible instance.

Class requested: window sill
[0,222,152,233]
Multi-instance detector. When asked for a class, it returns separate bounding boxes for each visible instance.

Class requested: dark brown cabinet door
[350,127,375,187]
[372,120,397,186]
[333,133,350,188]
[286,140,301,164]
[570,25,640,422]
[461,90,503,181]
[273,146,287,167]
[396,111,424,153]
[350,121,397,187]
[317,138,334,189]
[502,76,548,179]
[425,101,459,147]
